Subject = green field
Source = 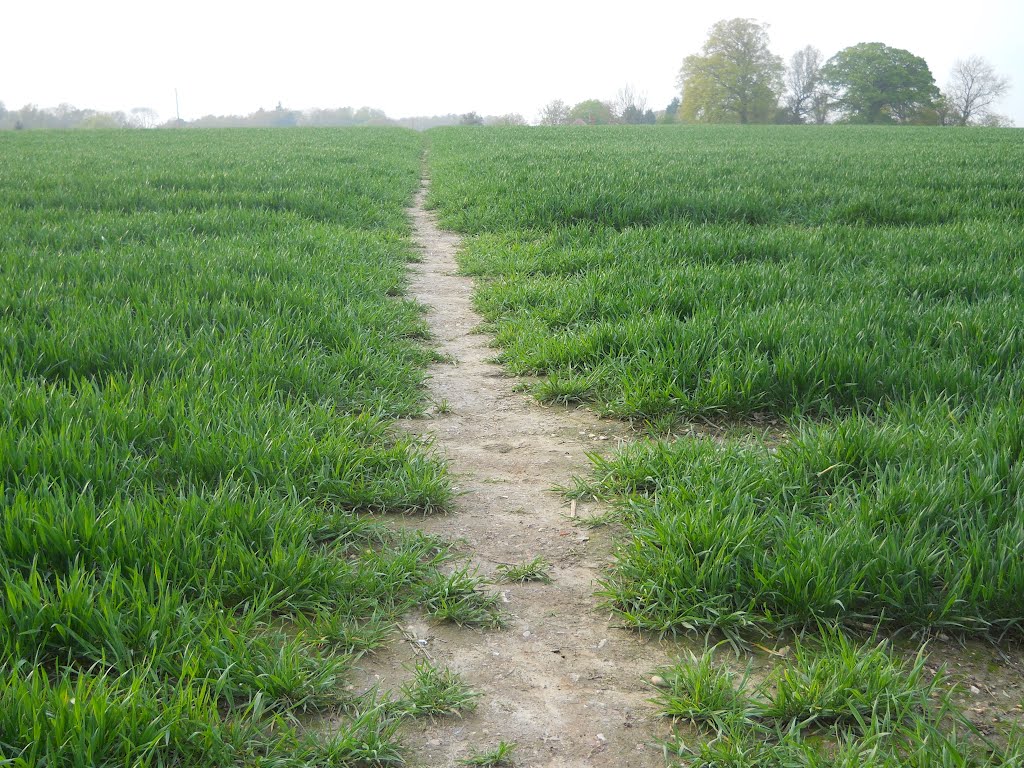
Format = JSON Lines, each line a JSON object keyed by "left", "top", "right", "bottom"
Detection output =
{"left": 428, "top": 125, "right": 1024, "bottom": 635}
{"left": 427, "top": 124, "right": 1024, "bottom": 764}
{"left": 0, "top": 129, "right": 496, "bottom": 766}
{"left": 4, "top": 124, "right": 1024, "bottom": 766}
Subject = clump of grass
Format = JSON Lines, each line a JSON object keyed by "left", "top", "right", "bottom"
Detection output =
{"left": 316, "top": 703, "right": 405, "bottom": 766}
{"left": 296, "top": 611, "right": 395, "bottom": 658}
{"left": 496, "top": 556, "right": 553, "bottom": 584}
{"left": 762, "top": 631, "right": 938, "bottom": 730}
{"left": 419, "top": 567, "right": 505, "bottom": 628}
{"left": 576, "top": 509, "right": 622, "bottom": 528}
{"left": 650, "top": 649, "right": 754, "bottom": 730}
{"left": 534, "top": 372, "right": 594, "bottom": 405}
{"left": 655, "top": 632, "right": 1018, "bottom": 765}
{"left": 460, "top": 740, "right": 517, "bottom": 766}
{"left": 398, "top": 660, "right": 479, "bottom": 718}
{"left": 590, "top": 404, "right": 1024, "bottom": 636}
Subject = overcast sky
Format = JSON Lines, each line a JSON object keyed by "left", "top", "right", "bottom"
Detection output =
{"left": 6, "top": 0, "right": 1023, "bottom": 125}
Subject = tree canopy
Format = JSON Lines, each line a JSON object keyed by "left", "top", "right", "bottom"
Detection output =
{"left": 568, "top": 99, "right": 614, "bottom": 125}
{"left": 678, "top": 18, "right": 783, "bottom": 124}
{"left": 822, "top": 43, "right": 939, "bottom": 123}
{"left": 538, "top": 99, "right": 571, "bottom": 126}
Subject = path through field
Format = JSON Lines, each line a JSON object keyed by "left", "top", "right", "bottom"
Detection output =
{"left": 358, "top": 176, "right": 684, "bottom": 766}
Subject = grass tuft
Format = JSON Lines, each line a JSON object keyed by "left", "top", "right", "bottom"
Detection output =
{"left": 652, "top": 632, "right": 1015, "bottom": 766}
{"left": 651, "top": 648, "right": 754, "bottom": 730}
{"left": 496, "top": 557, "right": 553, "bottom": 584}
{"left": 420, "top": 567, "right": 506, "bottom": 628}
{"left": 398, "top": 660, "right": 479, "bottom": 718}
{"left": 459, "top": 740, "right": 517, "bottom": 766}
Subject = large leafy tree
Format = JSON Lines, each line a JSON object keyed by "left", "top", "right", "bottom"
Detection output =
{"left": 678, "top": 18, "right": 784, "bottom": 124}
{"left": 538, "top": 99, "right": 571, "bottom": 126}
{"left": 568, "top": 99, "right": 614, "bottom": 125}
{"left": 822, "top": 43, "right": 939, "bottom": 124}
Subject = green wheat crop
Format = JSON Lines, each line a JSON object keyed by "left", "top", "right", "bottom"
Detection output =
{"left": 0, "top": 128, "right": 463, "bottom": 766}
{"left": 427, "top": 125, "right": 1024, "bottom": 636}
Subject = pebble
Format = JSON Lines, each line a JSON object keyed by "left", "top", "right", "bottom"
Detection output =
{"left": 651, "top": 675, "right": 669, "bottom": 688}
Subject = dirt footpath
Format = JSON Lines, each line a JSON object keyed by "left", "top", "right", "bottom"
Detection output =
{"left": 340, "top": 172, "right": 1024, "bottom": 767}
{"left": 353, "top": 178, "right": 688, "bottom": 767}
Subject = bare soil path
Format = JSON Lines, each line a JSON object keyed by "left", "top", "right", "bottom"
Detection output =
{"left": 357, "top": 177, "right": 686, "bottom": 767}
{"left": 340, "top": 171, "right": 1024, "bottom": 766}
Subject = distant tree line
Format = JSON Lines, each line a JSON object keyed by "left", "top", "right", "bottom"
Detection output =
{"left": 0, "top": 100, "right": 527, "bottom": 131}
{"left": 672, "top": 18, "right": 1012, "bottom": 126}
{"left": 536, "top": 19, "right": 1011, "bottom": 128}
{"left": 3, "top": 23, "right": 1010, "bottom": 132}
{"left": 0, "top": 103, "right": 162, "bottom": 130}
{"left": 536, "top": 87, "right": 664, "bottom": 127}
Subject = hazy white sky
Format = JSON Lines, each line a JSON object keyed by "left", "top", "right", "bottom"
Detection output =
{"left": 6, "top": 0, "right": 1023, "bottom": 124}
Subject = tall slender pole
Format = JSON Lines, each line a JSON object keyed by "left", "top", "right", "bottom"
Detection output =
{"left": 175, "top": 89, "right": 181, "bottom": 123}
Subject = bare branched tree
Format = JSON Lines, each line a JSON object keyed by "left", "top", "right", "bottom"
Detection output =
{"left": 945, "top": 56, "right": 1011, "bottom": 126}
{"left": 613, "top": 84, "right": 648, "bottom": 119}
{"left": 784, "top": 46, "right": 831, "bottom": 123}
{"left": 129, "top": 107, "right": 159, "bottom": 129}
